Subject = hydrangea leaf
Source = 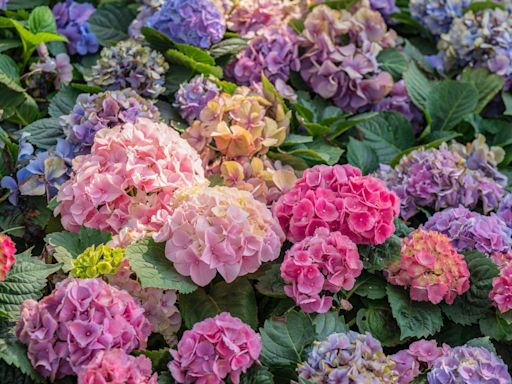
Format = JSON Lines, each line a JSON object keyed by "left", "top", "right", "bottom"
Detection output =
{"left": 255, "top": 264, "right": 287, "bottom": 298}
{"left": 347, "top": 137, "right": 378, "bottom": 175}
{"left": 28, "top": 6, "right": 56, "bottom": 34}
{"left": 174, "top": 43, "right": 215, "bottom": 65}
{"left": 352, "top": 272, "right": 388, "bottom": 300}
{"left": 356, "top": 302, "right": 402, "bottom": 347}
{"left": 88, "top": 4, "right": 136, "bottom": 46}
{"left": 461, "top": 67, "right": 504, "bottom": 113}
{"left": 20, "top": 118, "right": 63, "bottom": 149}
{"left": 359, "top": 235, "right": 401, "bottom": 273}
{"left": 240, "top": 365, "right": 274, "bottom": 384}
{"left": 377, "top": 48, "right": 408, "bottom": 81}
{"left": 166, "top": 49, "right": 223, "bottom": 78}
{"left": 0, "top": 342, "right": 43, "bottom": 382}
{"left": 403, "top": 61, "right": 431, "bottom": 112}
{"left": 209, "top": 38, "right": 248, "bottom": 58}
{"left": 141, "top": 26, "right": 175, "bottom": 53}
{"left": 48, "top": 86, "right": 80, "bottom": 118}
{"left": 480, "top": 313, "right": 512, "bottom": 342}
{"left": 157, "top": 372, "right": 174, "bottom": 384}
{"left": 465, "top": 337, "right": 498, "bottom": 354}
{"left": 0, "top": 54, "right": 24, "bottom": 92}
{"left": 312, "top": 312, "right": 347, "bottom": 340}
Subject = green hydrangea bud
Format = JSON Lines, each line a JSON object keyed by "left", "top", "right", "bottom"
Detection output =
{"left": 71, "top": 244, "right": 124, "bottom": 279}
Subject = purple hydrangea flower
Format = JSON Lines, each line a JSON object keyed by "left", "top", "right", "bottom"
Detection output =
{"left": 173, "top": 75, "right": 219, "bottom": 124}
{"left": 424, "top": 206, "right": 512, "bottom": 256}
{"left": 61, "top": 89, "right": 160, "bottom": 154}
{"left": 370, "top": 0, "right": 398, "bottom": 21}
{"left": 52, "top": 0, "right": 98, "bottom": 55}
{"left": 146, "top": 0, "right": 225, "bottom": 48}
{"left": 0, "top": 0, "right": 8, "bottom": 10}
{"left": 427, "top": 346, "right": 511, "bottom": 384}
{"left": 497, "top": 192, "right": 512, "bottom": 229}
{"left": 298, "top": 331, "right": 399, "bottom": 383}
{"left": 409, "top": 0, "right": 471, "bottom": 35}
{"left": 129, "top": 0, "right": 165, "bottom": 39}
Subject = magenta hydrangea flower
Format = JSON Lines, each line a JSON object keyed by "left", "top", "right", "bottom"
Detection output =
{"left": 55, "top": 118, "right": 206, "bottom": 235}
{"left": 490, "top": 262, "right": 512, "bottom": 313}
{"left": 280, "top": 228, "right": 363, "bottom": 313}
{"left": 173, "top": 75, "right": 220, "bottom": 124}
{"left": 154, "top": 185, "right": 284, "bottom": 286}
{"left": 273, "top": 164, "right": 400, "bottom": 245}
{"left": 16, "top": 278, "right": 152, "bottom": 381}
{"left": 78, "top": 349, "right": 158, "bottom": 384}
{"left": 0, "top": 234, "right": 16, "bottom": 282}
{"left": 169, "top": 312, "right": 261, "bottom": 384}
{"left": 385, "top": 229, "right": 470, "bottom": 304}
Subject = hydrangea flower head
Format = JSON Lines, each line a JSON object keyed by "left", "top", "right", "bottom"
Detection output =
{"left": 78, "top": 349, "right": 157, "bottom": 384}
{"left": 71, "top": 244, "right": 124, "bottom": 278}
{"left": 61, "top": 89, "right": 160, "bottom": 154}
{"left": 147, "top": 0, "right": 225, "bottom": 48}
{"left": 16, "top": 278, "right": 152, "bottom": 381}
{"left": 55, "top": 118, "right": 206, "bottom": 235}
{"left": 427, "top": 346, "right": 511, "bottom": 384}
{"left": 385, "top": 228, "right": 470, "bottom": 304}
{"left": 85, "top": 40, "right": 168, "bottom": 98}
{"left": 298, "top": 331, "right": 398, "bottom": 383}
{"left": 409, "top": 0, "right": 471, "bottom": 35}
{"left": 0, "top": 234, "right": 16, "bottom": 281}
{"left": 154, "top": 185, "right": 284, "bottom": 286}
{"left": 280, "top": 228, "right": 363, "bottom": 313}
{"left": 129, "top": 0, "right": 165, "bottom": 39}
{"left": 497, "top": 192, "right": 512, "bottom": 229}
{"left": 169, "top": 312, "right": 261, "bottom": 384}
{"left": 273, "top": 164, "right": 400, "bottom": 244}
{"left": 490, "top": 262, "right": 512, "bottom": 313}
{"left": 27, "top": 49, "right": 73, "bottom": 98}
{"left": 173, "top": 75, "right": 220, "bottom": 124}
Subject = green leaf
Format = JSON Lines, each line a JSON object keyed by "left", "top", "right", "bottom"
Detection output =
{"left": 347, "top": 138, "right": 378, "bottom": 174}
{"left": 14, "top": 94, "right": 40, "bottom": 125}
{"left": 441, "top": 297, "right": 491, "bottom": 326}
{"left": 465, "top": 1, "right": 505, "bottom": 12}
{"left": 465, "top": 337, "right": 498, "bottom": 354}
{"left": 352, "top": 272, "right": 388, "bottom": 300}
{"left": 164, "top": 65, "right": 194, "bottom": 94}
{"left": 463, "top": 251, "right": 499, "bottom": 306}
{"left": 166, "top": 49, "right": 223, "bottom": 78}
{"left": 287, "top": 140, "right": 343, "bottom": 165}
{"left": 180, "top": 278, "right": 258, "bottom": 329}
{"left": 356, "top": 303, "right": 402, "bottom": 347}
{"left": 0, "top": 341, "right": 43, "bottom": 382}
{"left": 88, "top": 4, "right": 136, "bottom": 46}
{"left": 281, "top": 134, "right": 313, "bottom": 146}
{"left": 460, "top": 67, "right": 504, "bottom": 113}
{"left": 310, "top": 0, "right": 359, "bottom": 9}
{"left": 28, "top": 6, "right": 56, "bottom": 33}
{"left": 140, "top": 26, "right": 174, "bottom": 53}
{"left": 209, "top": 38, "right": 248, "bottom": 58}
{"left": 48, "top": 86, "right": 81, "bottom": 118}
{"left": 20, "top": 118, "right": 63, "bottom": 149}
{"left": 255, "top": 264, "right": 286, "bottom": 298}
{"left": 357, "top": 111, "right": 415, "bottom": 164}
{"left": 6, "top": 0, "right": 48, "bottom": 9}
{"left": 427, "top": 80, "right": 478, "bottom": 131}
{"left": 386, "top": 285, "right": 443, "bottom": 339}
{"left": 241, "top": 365, "right": 274, "bottom": 384}
{"left": 71, "top": 83, "right": 102, "bottom": 93}
{"left": 157, "top": 372, "right": 174, "bottom": 384}
{"left": 125, "top": 238, "right": 197, "bottom": 293}
{"left": 259, "top": 311, "right": 315, "bottom": 368}
{"left": 312, "top": 312, "right": 347, "bottom": 340}
{"left": 377, "top": 48, "right": 408, "bottom": 81}
{"left": 174, "top": 43, "right": 215, "bottom": 65}
{"left": 403, "top": 61, "right": 431, "bottom": 112}
{"left": 359, "top": 235, "right": 401, "bottom": 273}
{"left": 0, "top": 54, "right": 24, "bottom": 93}
{"left": 0, "top": 40, "right": 22, "bottom": 53}
{"left": 480, "top": 313, "right": 512, "bottom": 342}
{"left": 0, "top": 249, "right": 62, "bottom": 317}
{"left": 0, "top": 359, "right": 39, "bottom": 384}
{"left": 132, "top": 348, "right": 170, "bottom": 372}
{"left": 267, "top": 151, "right": 310, "bottom": 171}
{"left": 261, "top": 72, "right": 287, "bottom": 112}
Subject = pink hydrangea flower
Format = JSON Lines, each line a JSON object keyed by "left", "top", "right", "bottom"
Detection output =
{"left": 273, "top": 164, "right": 400, "bottom": 244}
{"left": 78, "top": 349, "right": 158, "bottom": 384}
{"left": 280, "top": 228, "right": 363, "bottom": 313}
{"left": 385, "top": 229, "right": 470, "bottom": 304}
{"left": 490, "top": 262, "right": 512, "bottom": 313}
{"left": 169, "top": 312, "right": 261, "bottom": 384}
{"left": 55, "top": 118, "right": 205, "bottom": 235}
{"left": 0, "top": 233, "right": 16, "bottom": 281}
{"left": 16, "top": 278, "right": 152, "bottom": 381}
{"left": 155, "top": 185, "right": 284, "bottom": 286}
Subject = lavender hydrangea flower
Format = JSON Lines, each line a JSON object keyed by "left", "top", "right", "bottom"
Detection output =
{"left": 147, "top": 0, "right": 225, "bottom": 48}
{"left": 61, "top": 89, "right": 160, "bottom": 154}
{"left": 427, "top": 346, "right": 511, "bottom": 384}
{"left": 52, "top": 0, "right": 98, "bottom": 55}
{"left": 298, "top": 332, "right": 399, "bottom": 383}
{"left": 424, "top": 206, "right": 512, "bottom": 256}
{"left": 409, "top": 0, "right": 471, "bottom": 35}
{"left": 370, "top": 0, "right": 398, "bottom": 21}
{"left": 173, "top": 75, "right": 220, "bottom": 124}
{"left": 129, "top": 0, "right": 165, "bottom": 39}
{"left": 497, "top": 192, "right": 512, "bottom": 229}
{"left": 85, "top": 40, "right": 168, "bottom": 98}
{"left": 0, "top": 0, "right": 8, "bottom": 10}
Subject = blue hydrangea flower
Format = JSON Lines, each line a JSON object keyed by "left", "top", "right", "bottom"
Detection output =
{"left": 173, "top": 75, "right": 220, "bottom": 123}
{"left": 409, "top": 0, "right": 471, "bottom": 35}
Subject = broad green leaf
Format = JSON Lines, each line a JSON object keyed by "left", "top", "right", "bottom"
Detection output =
{"left": 287, "top": 140, "right": 343, "bottom": 165}
{"left": 255, "top": 264, "right": 286, "bottom": 298}
{"left": 427, "top": 80, "right": 478, "bottom": 131}
{"left": 440, "top": 296, "right": 490, "bottom": 326}
{"left": 465, "top": 337, "right": 498, "bottom": 354}
{"left": 359, "top": 235, "right": 401, "bottom": 273}
{"left": 261, "top": 72, "right": 287, "bottom": 112}
{"left": 212, "top": 78, "right": 238, "bottom": 94}
{"left": 179, "top": 288, "right": 220, "bottom": 328}
{"left": 164, "top": 65, "right": 194, "bottom": 94}
{"left": 88, "top": 4, "right": 136, "bottom": 46}
{"left": 174, "top": 42, "right": 215, "bottom": 65}
{"left": 0, "top": 341, "right": 43, "bottom": 382}
{"left": 356, "top": 303, "right": 402, "bottom": 347}
{"left": 157, "top": 372, "right": 174, "bottom": 384}
{"left": 0, "top": 54, "right": 24, "bottom": 92}
{"left": 166, "top": 49, "right": 223, "bottom": 78}
{"left": 461, "top": 67, "right": 504, "bottom": 113}
{"left": 241, "top": 365, "right": 274, "bottom": 384}
{"left": 14, "top": 94, "right": 40, "bottom": 125}
{"left": 310, "top": 0, "right": 359, "bottom": 9}
{"left": 480, "top": 313, "right": 512, "bottom": 342}
{"left": 48, "top": 86, "right": 81, "bottom": 118}
{"left": 6, "top": 0, "right": 48, "bottom": 9}
{"left": 28, "top": 6, "right": 56, "bottom": 33}
{"left": 0, "top": 359, "right": 39, "bottom": 384}
{"left": 125, "top": 238, "right": 197, "bottom": 293}
{"left": 209, "top": 38, "right": 248, "bottom": 58}
{"left": 132, "top": 348, "right": 170, "bottom": 372}
{"left": 377, "top": 48, "right": 408, "bottom": 80}
{"left": 312, "top": 312, "right": 347, "bottom": 340}
{"left": 352, "top": 272, "right": 388, "bottom": 300}
{"left": 71, "top": 83, "right": 102, "bottom": 93}
{"left": 347, "top": 138, "right": 378, "bottom": 175}
{"left": 327, "top": 112, "right": 378, "bottom": 140}
{"left": 465, "top": 1, "right": 505, "bottom": 12}
{"left": 20, "top": 118, "right": 63, "bottom": 149}
{"left": 260, "top": 311, "right": 315, "bottom": 368}
{"left": 464, "top": 251, "right": 499, "bottom": 306}
{"left": 386, "top": 285, "right": 443, "bottom": 339}
{"left": 281, "top": 134, "right": 313, "bottom": 146}
{"left": 404, "top": 61, "right": 431, "bottom": 112}
{"left": 267, "top": 151, "right": 310, "bottom": 171}
{"left": 0, "top": 40, "right": 22, "bottom": 53}
{"left": 141, "top": 26, "right": 174, "bottom": 53}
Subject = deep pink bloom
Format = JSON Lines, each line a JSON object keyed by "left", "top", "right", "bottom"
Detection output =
{"left": 0, "top": 233, "right": 16, "bottom": 281}
{"left": 490, "top": 262, "right": 512, "bottom": 313}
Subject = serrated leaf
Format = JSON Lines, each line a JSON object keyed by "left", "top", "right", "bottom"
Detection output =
{"left": 209, "top": 38, "right": 248, "bottom": 58}
{"left": 157, "top": 372, "right": 174, "bottom": 384}
{"left": 461, "top": 67, "right": 504, "bottom": 113}
{"left": 312, "top": 312, "right": 347, "bottom": 340}
{"left": 0, "top": 359, "right": 38, "bottom": 384}
{"left": 359, "top": 235, "right": 401, "bottom": 272}
{"left": 404, "top": 61, "right": 431, "bottom": 112}
{"left": 377, "top": 48, "right": 408, "bottom": 81}
{"left": 125, "top": 238, "right": 197, "bottom": 293}
{"left": 480, "top": 313, "right": 512, "bottom": 342}
{"left": 347, "top": 138, "right": 378, "bottom": 175}
{"left": 132, "top": 348, "right": 170, "bottom": 372}
{"left": 440, "top": 297, "right": 490, "bottom": 326}
{"left": 0, "top": 341, "right": 43, "bottom": 382}
{"left": 281, "top": 134, "right": 313, "bottom": 146}
{"left": 20, "top": 118, "right": 63, "bottom": 149}
{"left": 166, "top": 49, "right": 223, "bottom": 78}
{"left": 0, "top": 54, "right": 24, "bottom": 93}
{"left": 356, "top": 303, "right": 402, "bottom": 347}
{"left": 255, "top": 264, "right": 286, "bottom": 298}
{"left": 386, "top": 285, "right": 443, "bottom": 339}
{"left": 465, "top": 337, "right": 498, "bottom": 354}
{"left": 140, "top": 26, "right": 174, "bottom": 53}
{"left": 240, "top": 365, "right": 274, "bottom": 384}
{"left": 71, "top": 83, "right": 102, "bottom": 93}
{"left": 0, "top": 40, "right": 22, "bottom": 53}
{"left": 352, "top": 272, "right": 387, "bottom": 300}
{"left": 28, "top": 6, "right": 56, "bottom": 34}
{"left": 88, "top": 4, "right": 135, "bottom": 46}
{"left": 48, "top": 86, "right": 80, "bottom": 118}
{"left": 464, "top": 251, "right": 499, "bottom": 306}
{"left": 174, "top": 43, "right": 215, "bottom": 65}
{"left": 163, "top": 65, "right": 194, "bottom": 94}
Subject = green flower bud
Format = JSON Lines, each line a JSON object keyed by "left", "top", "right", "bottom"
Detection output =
{"left": 71, "top": 244, "right": 125, "bottom": 279}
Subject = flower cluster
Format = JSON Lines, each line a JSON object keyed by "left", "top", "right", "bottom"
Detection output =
{"left": 70, "top": 244, "right": 125, "bottom": 278}
{"left": 85, "top": 40, "right": 168, "bottom": 98}
{"left": 497, "top": 192, "right": 512, "bottom": 229}
{"left": 26, "top": 47, "right": 73, "bottom": 98}
{"left": 52, "top": 0, "right": 98, "bottom": 55}
{"left": 61, "top": 89, "right": 160, "bottom": 155}
{"left": 173, "top": 75, "right": 220, "bottom": 124}
{"left": 377, "top": 137, "right": 507, "bottom": 220}
{"left": 107, "top": 260, "right": 181, "bottom": 345}
{"left": 299, "top": 5, "right": 396, "bottom": 112}
{"left": 385, "top": 229, "right": 470, "bottom": 304}
{"left": 169, "top": 312, "right": 261, "bottom": 384}
{"left": 409, "top": 0, "right": 471, "bottom": 35}
{"left": 489, "top": 262, "right": 512, "bottom": 313}
{"left": 0, "top": 234, "right": 16, "bottom": 281}
{"left": 147, "top": 0, "right": 225, "bottom": 48}
{"left": 227, "top": 26, "right": 300, "bottom": 98}
{"left": 273, "top": 164, "right": 400, "bottom": 244}
{"left": 427, "top": 346, "right": 512, "bottom": 384}
{"left": 424, "top": 206, "right": 511, "bottom": 256}
{"left": 298, "top": 331, "right": 398, "bottom": 383}
{"left": 280, "top": 228, "right": 362, "bottom": 313}
{"left": 55, "top": 118, "right": 205, "bottom": 234}
{"left": 369, "top": 0, "right": 398, "bottom": 21}
{"left": 77, "top": 349, "right": 157, "bottom": 384}
{"left": 129, "top": 0, "right": 165, "bottom": 39}
{"left": 16, "top": 278, "right": 151, "bottom": 381}
{"left": 154, "top": 185, "right": 284, "bottom": 286}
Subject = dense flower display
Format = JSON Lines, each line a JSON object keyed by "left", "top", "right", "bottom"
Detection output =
{"left": 70, "top": 244, "right": 125, "bottom": 278}
{"left": 85, "top": 40, "right": 168, "bottom": 98}
{"left": 298, "top": 331, "right": 398, "bottom": 383}
{"left": 409, "top": 0, "right": 471, "bottom": 35}
{"left": 490, "top": 262, "right": 512, "bottom": 314}
{"left": 16, "top": 278, "right": 151, "bottom": 380}
{"left": 154, "top": 185, "right": 284, "bottom": 286}
{"left": 55, "top": 118, "right": 205, "bottom": 234}
{"left": 427, "top": 346, "right": 512, "bottom": 383}
{"left": 0, "top": 234, "right": 16, "bottom": 281}
{"left": 385, "top": 229, "right": 470, "bottom": 304}
{"left": 128, "top": 0, "right": 164, "bottom": 39}
{"left": 173, "top": 75, "right": 220, "bottom": 124}
{"left": 281, "top": 228, "right": 362, "bottom": 313}
{"left": 61, "top": 89, "right": 160, "bottom": 155}
{"left": 169, "top": 312, "right": 261, "bottom": 384}
{"left": 273, "top": 164, "right": 400, "bottom": 244}
{"left": 497, "top": 192, "right": 512, "bottom": 229}
{"left": 77, "top": 349, "right": 157, "bottom": 384}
